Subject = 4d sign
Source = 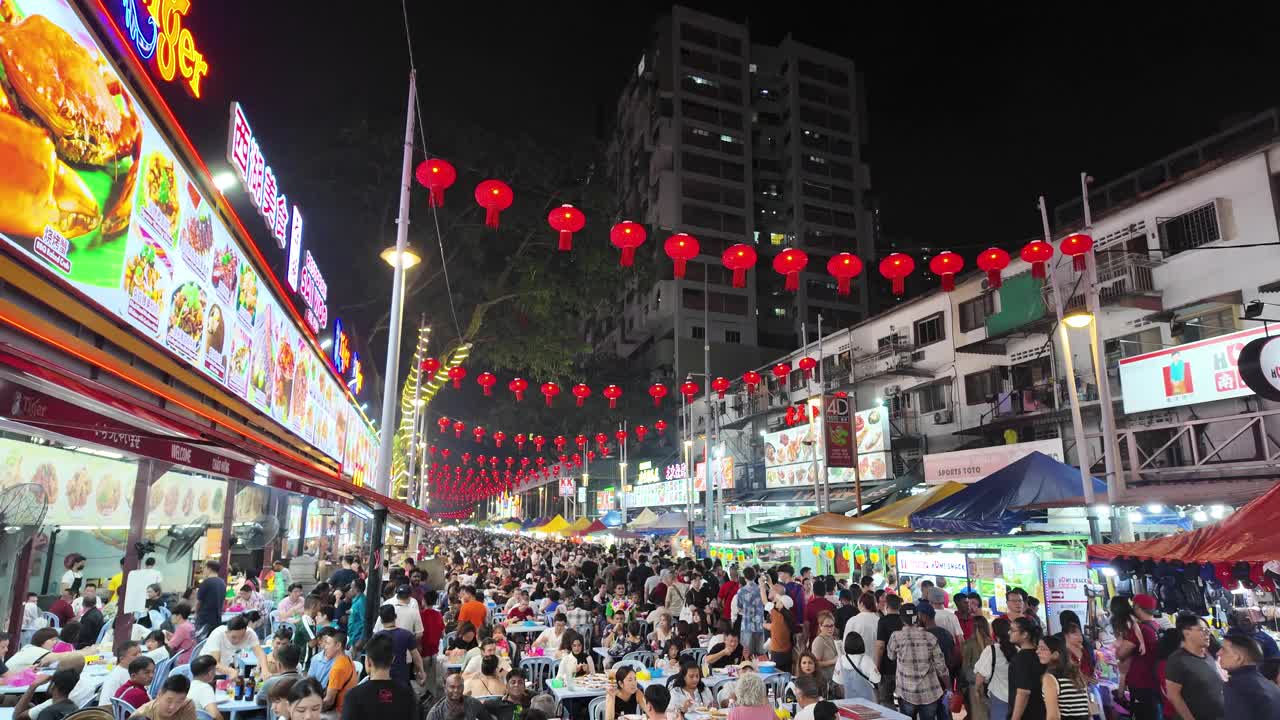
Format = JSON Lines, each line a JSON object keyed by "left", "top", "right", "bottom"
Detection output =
{"left": 122, "top": 0, "right": 209, "bottom": 98}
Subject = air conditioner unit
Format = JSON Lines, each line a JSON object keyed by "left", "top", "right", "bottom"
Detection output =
{"left": 933, "top": 409, "right": 954, "bottom": 424}
{"left": 884, "top": 384, "right": 902, "bottom": 396}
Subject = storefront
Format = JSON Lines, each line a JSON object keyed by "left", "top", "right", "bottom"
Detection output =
{"left": 0, "top": 0, "right": 431, "bottom": 640}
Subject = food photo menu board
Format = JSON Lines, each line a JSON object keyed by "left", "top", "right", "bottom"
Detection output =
{"left": 0, "top": 0, "right": 375, "bottom": 479}
{"left": 762, "top": 406, "right": 892, "bottom": 488}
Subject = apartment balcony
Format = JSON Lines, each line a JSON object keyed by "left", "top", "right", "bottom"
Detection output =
{"left": 955, "top": 377, "right": 1102, "bottom": 435}
{"left": 849, "top": 340, "right": 933, "bottom": 383}
{"left": 1042, "top": 252, "right": 1165, "bottom": 314}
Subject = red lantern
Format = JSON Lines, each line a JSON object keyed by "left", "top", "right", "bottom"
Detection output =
{"left": 474, "top": 179, "right": 514, "bottom": 229}
{"left": 595, "top": 432, "right": 608, "bottom": 450}
{"left": 427, "top": 445, "right": 436, "bottom": 457}
{"left": 476, "top": 371, "right": 496, "bottom": 396}
{"left": 515, "top": 433, "right": 527, "bottom": 451}
{"left": 437, "top": 416, "right": 450, "bottom": 434}
{"left": 575, "top": 435, "right": 588, "bottom": 450}
{"left": 600, "top": 384, "right": 622, "bottom": 409}
{"left": 571, "top": 383, "right": 592, "bottom": 407}
{"left": 453, "top": 420, "right": 466, "bottom": 438}
{"left": 664, "top": 233, "right": 700, "bottom": 279}
{"left": 722, "top": 244, "right": 758, "bottom": 288}
{"left": 554, "top": 435, "right": 567, "bottom": 452}
{"left": 826, "top": 253, "right": 863, "bottom": 296}
{"left": 771, "top": 362, "right": 791, "bottom": 382}
{"left": 441, "top": 448, "right": 450, "bottom": 459}
{"left": 648, "top": 383, "right": 668, "bottom": 408}
{"left": 420, "top": 357, "right": 441, "bottom": 377}
{"left": 654, "top": 419, "right": 667, "bottom": 435}
{"left": 473, "top": 426, "right": 486, "bottom": 443}
{"left": 534, "top": 435, "right": 546, "bottom": 452}
{"left": 680, "top": 379, "right": 699, "bottom": 402}
{"left": 614, "top": 430, "right": 628, "bottom": 445}
{"left": 743, "top": 370, "right": 762, "bottom": 393}
{"left": 977, "top": 247, "right": 1011, "bottom": 289}
{"left": 520, "top": 457, "right": 530, "bottom": 468}
{"left": 475, "top": 454, "right": 486, "bottom": 466}
{"left": 634, "top": 425, "right": 648, "bottom": 442}
{"left": 798, "top": 357, "right": 817, "bottom": 380}
{"left": 414, "top": 158, "right": 456, "bottom": 207}
{"left": 1021, "top": 240, "right": 1054, "bottom": 279}
{"left": 712, "top": 376, "right": 731, "bottom": 398}
{"left": 879, "top": 252, "right": 915, "bottom": 296}
{"left": 448, "top": 366, "right": 467, "bottom": 389}
{"left": 1060, "top": 233, "right": 1093, "bottom": 272}
{"left": 508, "top": 377, "right": 529, "bottom": 402}
{"left": 462, "top": 452, "right": 471, "bottom": 465}
{"left": 772, "top": 248, "right": 809, "bottom": 292}
{"left": 587, "top": 450, "right": 596, "bottom": 462}
{"left": 928, "top": 251, "right": 964, "bottom": 292}
{"left": 610, "top": 221, "right": 647, "bottom": 267}
{"left": 535, "top": 457, "right": 545, "bottom": 467}
{"left": 541, "top": 382, "right": 561, "bottom": 407}
{"left": 548, "top": 204, "right": 586, "bottom": 252}
{"left": 785, "top": 406, "right": 797, "bottom": 426}
{"left": 492, "top": 430, "right": 506, "bottom": 448}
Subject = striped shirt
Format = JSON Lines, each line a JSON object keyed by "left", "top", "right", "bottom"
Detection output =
{"left": 1048, "top": 674, "right": 1091, "bottom": 720}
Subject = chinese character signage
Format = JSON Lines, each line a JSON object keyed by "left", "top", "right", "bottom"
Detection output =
{"left": 822, "top": 394, "right": 854, "bottom": 467}
{"left": 1118, "top": 326, "right": 1264, "bottom": 414}
{"left": 0, "top": 0, "right": 373, "bottom": 481}
{"left": 625, "top": 478, "right": 695, "bottom": 508}
{"left": 762, "top": 405, "right": 891, "bottom": 489}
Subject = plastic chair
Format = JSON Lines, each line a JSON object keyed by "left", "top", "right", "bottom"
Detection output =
{"left": 588, "top": 696, "right": 607, "bottom": 720}
{"left": 704, "top": 675, "right": 734, "bottom": 693}
{"left": 611, "top": 659, "right": 645, "bottom": 676}
{"left": 762, "top": 672, "right": 791, "bottom": 705}
{"left": 109, "top": 697, "right": 137, "bottom": 720}
{"left": 195, "top": 711, "right": 215, "bottom": 720}
{"left": 189, "top": 639, "right": 207, "bottom": 661}
{"left": 276, "top": 621, "right": 295, "bottom": 637}
{"left": 621, "top": 650, "right": 655, "bottom": 668}
{"left": 168, "top": 664, "right": 193, "bottom": 682}
{"left": 519, "top": 656, "right": 558, "bottom": 692}
{"left": 43, "top": 612, "right": 61, "bottom": 629}
{"left": 96, "top": 621, "right": 112, "bottom": 645}
{"left": 149, "top": 654, "right": 178, "bottom": 697}
{"left": 65, "top": 709, "right": 111, "bottom": 720}
{"left": 679, "top": 648, "right": 707, "bottom": 666}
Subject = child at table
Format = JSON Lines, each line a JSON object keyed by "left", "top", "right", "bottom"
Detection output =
{"left": 491, "top": 623, "right": 512, "bottom": 657}
{"left": 657, "top": 640, "right": 684, "bottom": 675}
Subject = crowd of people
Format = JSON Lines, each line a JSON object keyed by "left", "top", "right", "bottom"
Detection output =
{"left": 11, "top": 530, "right": 1280, "bottom": 720}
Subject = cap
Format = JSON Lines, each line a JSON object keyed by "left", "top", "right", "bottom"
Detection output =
{"left": 1132, "top": 594, "right": 1158, "bottom": 612}
{"left": 899, "top": 602, "right": 918, "bottom": 624}
{"left": 927, "top": 587, "right": 946, "bottom": 605}
{"left": 396, "top": 584, "right": 411, "bottom": 597}
{"left": 915, "top": 600, "right": 936, "bottom": 618}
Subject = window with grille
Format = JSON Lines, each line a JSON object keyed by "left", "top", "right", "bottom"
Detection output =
{"left": 959, "top": 293, "right": 996, "bottom": 332}
{"left": 964, "top": 368, "right": 1001, "bottom": 405}
{"left": 692, "top": 326, "right": 705, "bottom": 339}
{"left": 1159, "top": 201, "right": 1221, "bottom": 256}
{"left": 725, "top": 330, "right": 742, "bottom": 343}
{"left": 914, "top": 312, "right": 946, "bottom": 347}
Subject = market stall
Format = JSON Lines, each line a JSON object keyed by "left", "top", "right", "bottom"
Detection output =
{"left": 862, "top": 482, "right": 967, "bottom": 528}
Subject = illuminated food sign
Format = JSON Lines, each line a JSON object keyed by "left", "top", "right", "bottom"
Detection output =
{"left": 0, "top": 0, "right": 373, "bottom": 480}
{"left": 120, "top": 0, "right": 209, "bottom": 98}
{"left": 1119, "top": 326, "right": 1264, "bottom": 414}
{"left": 226, "top": 102, "right": 328, "bottom": 333}
{"left": 332, "top": 318, "right": 351, "bottom": 375}
{"left": 762, "top": 406, "right": 892, "bottom": 489}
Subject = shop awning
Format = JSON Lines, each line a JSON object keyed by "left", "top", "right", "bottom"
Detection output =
{"left": 538, "top": 515, "right": 571, "bottom": 533}
{"left": 793, "top": 512, "right": 904, "bottom": 536}
{"left": 502, "top": 522, "right": 523, "bottom": 531}
{"left": 522, "top": 517, "right": 545, "bottom": 529}
{"left": 911, "top": 451, "right": 1107, "bottom": 533}
{"left": 862, "top": 482, "right": 967, "bottom": 528}
{"left": 579, "top": 519, "right": 607, "bottom": 535}
{"left": 601, "top": 510, "right": 624, "bottom": 527}
{"left": 1088, "top": 480, "right": 1280, "bottom": 563}
{"left": 568, "top": 517, "right": 593, "bottom": 533}
{"left": 747, "top": 513, "right": 817, "bottom": 534}
{"left": 629, "top": 508, "right": 660, "bottom": 527}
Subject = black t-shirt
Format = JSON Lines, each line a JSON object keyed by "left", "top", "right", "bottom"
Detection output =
{"left": 926, "top": 627, "right": 955, "bottom": 670}
{"left": 330, "top": 568, "right": 358, "bottom": 591}
{"left": 342, "top": 679, "right": 421, "bottom": 720}
{"left": 196, "top": 576, "right": 226, "bottom": 627}
{"left": 581, "top": 560, "right": 598, "bottom": 582}
{"left": 707, "top": 642, "right": 744, "bottom": 669}
{"left": 1009, "top": 648, "right": 1046, "bottom": 720}
{"left": 876, "top": 614, "right": 904, "bottom": 676}
{"left": 834, "top": 604, "right": 856, "bottom": 634}
{"left": 629, "top": 565, "right": 654, "bottom": 595}
{"left": 376, "top": 627, "right": 418, "bottom": 687}
{"left": 36, "top": 699, "right": 79, "bottom": 720}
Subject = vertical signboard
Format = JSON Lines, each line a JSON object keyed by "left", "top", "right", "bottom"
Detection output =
{"left": 558, "top": 476, "right": 574, "bottom": 497}
{"left": 1042, "top": 561, "right": 1090, "bottom": 635}
{"left": 823, "top": 394, "right": 854, "bottom": 467}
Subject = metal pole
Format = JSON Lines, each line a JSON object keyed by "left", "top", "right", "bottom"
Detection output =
{"left": 406, "top": 324, "right": 424, "bottom": 506}
{"left": 1039, "top": 196, "right": 1102, "bottom": 545}
{"left": 851, "top": 327, "right": 862, "bottom": 515}
{"left": 373, "top": 70, "right": 418, "bottom": 497}
{"left": 703, "top": 276, "right": 713, "bottom": 545}
{"left": 816, "top": 314, "right": 827, "bottom": 513}
{"left": 1079, "top": 174, "right": 1131, "bottom": 541}
{"left": 361, "top": 507, "right": 387, "bottom": 646}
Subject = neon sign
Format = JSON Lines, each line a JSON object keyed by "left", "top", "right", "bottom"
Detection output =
{"left": 332, "top": 319, "right": 351, "bottom": 376}
{"left": 348, "top": 353, "right": 364, "bottom": 395}
{"left": 227, "top": 102, "right": 329, "bottom": 332}
{"left": 121, "top": 0, "right": 209, "bottom": 98}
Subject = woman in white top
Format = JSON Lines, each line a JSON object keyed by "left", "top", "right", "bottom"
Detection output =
{"left": 835, "top": 633, "right": 880, "bottom": 701}
{"left": 975, "top": 616, "right": 1016, "bottom": 720}
{"left": 668, "top": 662, "right": 718, "bottom": 711}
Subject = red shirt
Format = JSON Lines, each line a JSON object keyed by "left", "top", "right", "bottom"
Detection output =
{"left": 718, "top": 581, "right": 740, "bottom": 613}
{"left": 507, "top": 606, "right": 536, "bottom": 622}
{"left": 958, "top": 614, "right": 975, "bottom": 640}
{"left": 49, "top": 598, "right": 74, "bottom": 626}
{"left": 420, "top": 607, "right": 445, "bottom": 657}
{"left": 804, "top": 597, "right": 836, "bottom": 638}
{"left": 115, "top": 680, "right": 150, "bottom": 709}
{"left": 1125, "top": 620, "right": 1161, "bottom": 689}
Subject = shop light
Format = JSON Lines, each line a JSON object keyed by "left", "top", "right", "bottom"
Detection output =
{"left": 253, "top": 463, "right": 270, "bottom": 486}
{"left": 320, "top": 337, "right": 333, "bottom": 350}
{"left": 1063, "top": 312, "right": 1094, "bottom": 328}
{"left": 380, "top": 245, "right": 422, "bottom": 269}
{"left": 70, "top": 446, "right": 124, "bottom": 460}
{"left": 1093, "top": 505, "right": 1110, "bottom": 516}
{"left": 1128, "top": 511, "right": 1144, "bottom": 523}
{"left": 1146, "top": 504, "right": 1164, "bottom": 514}
{"left": 1100, "top": 567, "right": 1117, "bottom": 577}
{"left": 213, "top": 171, "right": 237, "bottom": 192}
{"left": 1193, "top": 510, "right": 1208, "bottom": 522}
{"left": 347, "top": 504, "right": 373, "bottom": 521}
{"left": 1210, "top": 505, "right": 1226, "bottom": 519}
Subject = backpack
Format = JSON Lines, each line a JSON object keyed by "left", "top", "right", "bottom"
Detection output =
{"left": 1155, "top": 573, "right": 1208, "bottom": 616}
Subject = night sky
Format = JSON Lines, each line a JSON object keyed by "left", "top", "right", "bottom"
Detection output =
{"left": 153, "top": 1, "right": 1280, "bottom": 364}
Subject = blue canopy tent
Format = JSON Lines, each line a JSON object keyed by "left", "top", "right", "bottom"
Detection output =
{"left": 601, "top": 510, "right": 624, "bottom": 527}
{"left": 909, "top": 451, "right": 1108, "bottom": 534}
{"left": 521, "top": 516, "right": 545, "bottom": 530}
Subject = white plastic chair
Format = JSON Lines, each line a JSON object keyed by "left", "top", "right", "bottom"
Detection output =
{"left": 109, "top": 697, "right": 136, "bottom": 720}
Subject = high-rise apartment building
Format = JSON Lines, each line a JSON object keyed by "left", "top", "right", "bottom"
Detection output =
{"left": 597, "top": 5, "right": 873, "bottom": 383}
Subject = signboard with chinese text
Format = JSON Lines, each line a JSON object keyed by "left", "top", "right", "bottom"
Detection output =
{"left": 895, "top": 550, "right": 970, "bottom": 579}
{"left": 625, "top": 478, "right": 695, "bottom": 508}
{"left": 923, "top": 438, "right": 1065, "bottom": 485}
{"left": 636, "top": 461, "right": 659, "bottom": 485}
{"left": 1042, "top": 561, "right": 1089, "bottom": 635}
{"left": 558, "top": 476, "right": 574, "bottom": 497}
{"left": 762, "top": 405, "right": 891, "bottom": 489}
{"left": 693, "top": 457, "right": 735, "bottom": 492}
{"left": 823, "top": 394, "right": 854, "bottom": 467}
{"left": 0, "top": 0, "right": 374, "bottom": 482}
{"left": 1118, "top": 326, "right": 1265, "bottom": 414}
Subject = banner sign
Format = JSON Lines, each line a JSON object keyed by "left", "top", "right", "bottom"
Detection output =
{"left": 0, "top": 0, "right": 375, "bottom": 482}
{"left": 1042, "top": 561, "right": 1090, "bottom": 635}
{"left": 923, "top": 438, "right": 1065, "bottom": 485}
{"left": 823, "top": 394, "right": 854, "bottom": 467}
{"left": 895, "top": 550, "right": 969, "bottom": 579}
{"left": 694, "top": 457, "right": 735, "bottom": 492}
{"left": 762, "top": 406, "right": 891, "bottom": 489}
{"left": 1118, "top": 326, "right": 1266, "bottom": 414}
{"left": 558, "top": 476, "right": 574, "bottom": 497}
{"left": 625, "top": 478, "right": 695, "bottom": 508}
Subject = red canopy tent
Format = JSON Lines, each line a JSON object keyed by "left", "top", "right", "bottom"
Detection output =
{"left": 1088, "top": 481, "right": 1280, "bottom": 563}
{"left": 577, "top": 519, "right": 607, "bottom": 536}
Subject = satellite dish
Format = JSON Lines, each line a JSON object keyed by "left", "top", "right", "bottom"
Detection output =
{"left": 231, "top": 515, "right": 280, "bottom": 550}
{"left": 0, "top": 483, "right": 49, "bottom": 549}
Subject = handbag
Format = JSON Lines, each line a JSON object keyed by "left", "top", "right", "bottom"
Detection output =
{"left": 949, "top": 689, "right": 966, "bottom": 714}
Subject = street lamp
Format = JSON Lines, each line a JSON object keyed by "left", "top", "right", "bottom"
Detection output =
{"left": 380, "top": 245, "right": 422, "bottom": 269}
{"left": 1063, "top": 311, "right": 1094, "bottom": 328}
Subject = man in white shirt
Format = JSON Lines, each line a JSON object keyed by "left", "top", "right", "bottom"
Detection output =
{"left": 200, "top": 615, "right": 267, "bottom": 679}
{"left": 381, "top": 585, "right": 424, "bottom": 639}
{"left": 98, "top": 641, "right": 143, "bottom": 706}
{"left": 927, "top": 588, "right": 963, "bottom": 643}
{"left": 533, "top": 615, "right": 568, "bottom": 655}
{"left": 71, "top": 583, "right": 98, "bottom": 618}
{"left": 792, "top": 676, "right": 823, "bottom": 720}
{"left": 187, "top": 655, "right": 223, "bottom": 719}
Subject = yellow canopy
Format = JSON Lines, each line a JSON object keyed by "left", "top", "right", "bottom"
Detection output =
{"left": 502, "top": 522, "right": 523, "bottom": 531}
{"left": 629, "top": 508, "right": 660, "bottom": 527}
{"left": 569, "top": 517, "right": 592, "bottom": 532}
{"left": 538, "top": 514, "right": 572, "bottom": 533}
{"left": 794, "top": 512, "right": 903, "bottom": 536}
{"left": 862, "top": 482, "right": 968, "bottom": 529}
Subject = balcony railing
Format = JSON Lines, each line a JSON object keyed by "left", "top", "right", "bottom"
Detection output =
{"left": 1042, "top": 252, "right": 1163, "bottom": 312}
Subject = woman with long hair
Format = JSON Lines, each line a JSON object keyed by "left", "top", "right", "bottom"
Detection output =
{"left": 605, "top": 665, "right": 649, "bottom": 720}
{"left": 962, "top": 615, "right": 993, "bottom": 720}
{"left": 1039, "top": 635, "right": 1090, "bottom": 720}
{"left": 668, "top": 660, "right": 718, "bottom": 711}
{"left": 977, "top": 616, "right": 1016, "bottom": 720}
